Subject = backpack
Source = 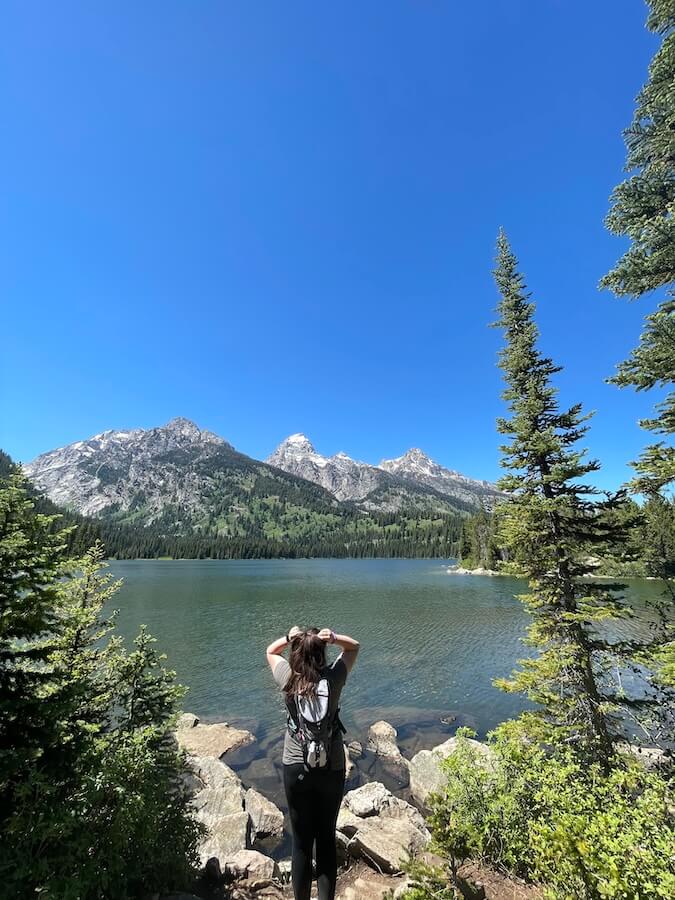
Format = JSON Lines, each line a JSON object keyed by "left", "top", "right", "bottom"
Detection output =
{"left": 287, "top": 677, "right": 345, "bottom": 769}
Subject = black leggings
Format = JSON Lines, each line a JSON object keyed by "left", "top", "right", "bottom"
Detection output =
{"left": 283, "top": 764, "right": 345, "bottom": 900}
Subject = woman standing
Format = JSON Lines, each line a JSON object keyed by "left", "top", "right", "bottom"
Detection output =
{"left": 266, "top": 626, "right": 360, "bottom": 900}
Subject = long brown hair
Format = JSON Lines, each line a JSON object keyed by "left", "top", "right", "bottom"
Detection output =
{"left": 284, "top": 627, "right": 327, "bottom": 698}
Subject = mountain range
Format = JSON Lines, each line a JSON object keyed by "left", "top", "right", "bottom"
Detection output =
{"left": 17, "top": 418, "right": 500, "bottom": 559}
{"left": 25, "top": 418, "right": 499, "bottom": 522}
{"left": 266, "top": 433, "right": 499, "bottom": 510}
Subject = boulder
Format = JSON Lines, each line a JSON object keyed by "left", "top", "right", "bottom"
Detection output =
{"left": 186, "top": 754, "right": 246, "bottom": 827}
{"left": 177, "top": 721, "right": 255, "bottom": 759}
{"left": 338, "top": 782, "right": 430, "bottom": 874}
{"left": 367, "top": 721, "right": 403, "bottom": 759}
{"left": 409, "top": 737, "right": 495, "bottom": 806}
{"left": 348, "top": 817, "right": 428, "bottom": 874}
{"left": 344, "top": 782, "right": 391, "bottom": 817}
{"left": 225, "top": 849, "right": 280, "bottom": 883}
{"left": 244, "top": 788, "right": 284, "bottom": 844}
{"left": 192, "top": 784, "right": 245, "bottom": 827}
{"left": 336, "top": 806, "right": 362, "bottom": 836}
{"left": 342, "top": 782, "right": 428, "bottom": 835}
{"left": 347, "top": 740, "right": 363, "bottom": 759}
{"left": 198, "top": 811, "right": 250, "bottom": 866}
{"left": 188, "top": 755, "right": 243, "bottom": 790}
{"left": 176, "top": 712, "right": 200, "bottom": 730}
{"left": 618, "top": 742, "right": 673, "bottom": 773}
{"left": 378, "top": 795, "right": 428, "bottom": 836}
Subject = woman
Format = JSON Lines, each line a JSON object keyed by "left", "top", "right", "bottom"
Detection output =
{"left": 266, "top": 625, "right": 360, "bottom": 900}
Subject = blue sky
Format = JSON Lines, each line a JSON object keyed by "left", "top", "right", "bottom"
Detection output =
{"left": 1, "top": 1, "right": 663, "bottom": 489}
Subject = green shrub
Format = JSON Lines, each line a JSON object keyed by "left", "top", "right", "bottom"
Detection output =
{"left": 412, "top": 727, "right": 675, "bottom": 900}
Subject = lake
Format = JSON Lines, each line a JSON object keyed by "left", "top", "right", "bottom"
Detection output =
{"left": 106, "top": 559, "right": 663, "bottom": 825}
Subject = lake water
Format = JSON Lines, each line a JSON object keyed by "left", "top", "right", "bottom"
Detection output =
{"left": 106, "top": 558, "right": 663, "bottom": 834}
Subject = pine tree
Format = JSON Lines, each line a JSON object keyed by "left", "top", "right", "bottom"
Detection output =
{"left": 600, "top": 1, "right": 675, "bottom": 497}
{"left": 0, "top": 474, "right": 66, "bottom": 793}
{"left": 0, "top": 475, "right": 201, "bottom": 897}
{"left": 493, "top": 231, "right": 636, "bottom": 767}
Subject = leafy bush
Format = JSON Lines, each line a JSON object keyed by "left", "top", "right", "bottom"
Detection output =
{"left": 406, "top": 727, "right": 675, "bottom": 900}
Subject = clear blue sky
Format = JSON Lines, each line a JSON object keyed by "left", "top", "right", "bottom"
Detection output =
{"left": 1, "top": 1, "right": 663, "bottom": 489}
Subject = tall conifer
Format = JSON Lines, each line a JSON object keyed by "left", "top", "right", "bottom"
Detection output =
{"left": 600, "top": 1, "right": 675, "bottom": 497}
{"left": 493, "top": 232, "right": 634, "bottom": 766}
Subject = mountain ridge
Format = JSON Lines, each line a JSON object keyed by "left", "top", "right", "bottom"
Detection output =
{"left": 267, "top": 432, "right": 500, "bottom": 511}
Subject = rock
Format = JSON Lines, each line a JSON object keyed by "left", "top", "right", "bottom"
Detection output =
{"left": 198, "top": 811, "right": 250, "bottom": 866}
{"left": 244, "top": 788, "right": 284, "bottom": 844}
{"left": 378, "top": 795, "right": 428, "bottom": 836}
{"left": 618, "top": 742, "right": 673, "bottom": 772}
{"left": 347, "top": 740, "right": 363, "bottom": 758}
{"left": 177, "top": 721, "right": 255, "bottom": 759}
{"left": 409, "top": 737, "right": 495, "bottom": 806}
{"left": 367, "top": 721, "right": 403, "bottom": 759}
{"left": 446, "top": 566, "right": 498, "bottom": 576}
{"left": 348, "top": 817, "right": 429, "bottom": 874}
{"left": 184, "top": 755, "right": 247, "bottom": 827}
{"left": 193, "top": 784, "right": 246, "bottom": 827}
{"left": 188, "top": 755, "right": 243, "bottom": 790}
{"left": 224, "top": 849, "right": 279, "bottom": 883}
{"left": 344, "top": 782, "right": 391, "bottom": 817}
{"left": 344, "top": 743, "right": 355, "bottom": 778}
{"left": 336, "top": 806, "right": 362, "bottom": 836}
{"left": 176, "top": 712, "right": 200, "bottom": 730}
{"left": 343, "top": 782, "right": 428, "bottom": 835}
{"left": 339, "top": 782, "right": 430, "bottom": 874}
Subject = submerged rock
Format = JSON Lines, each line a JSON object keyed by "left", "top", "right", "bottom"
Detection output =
{"left": 367, "top": 721, "right": 403, "bottom": 760}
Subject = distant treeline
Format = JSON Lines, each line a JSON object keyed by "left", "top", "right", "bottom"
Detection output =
{"left": 0, "top": 451, "right": 464, "bottom": 559}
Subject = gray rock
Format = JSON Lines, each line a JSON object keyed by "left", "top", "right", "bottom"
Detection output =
{"left": 198, "top": 811, "right": 250, "bottom": 866}
{"left": 347, "top": 740, "right": 363, "bottom": 758}
{"left": 186, "top": 755, "right": 246, "bottom": 827}
{"left": 244, "top": 788, "right": 284, "bottom": 844}
{"left": 409, "top": 737, "right": 495, "bottom": 806}
{"left": 367, "top": 721, "right": 403, "bottom": 760}
{"left": 336, "top": 806, "right": 362, "bottom": 836}
{"left": 345, "top": 782, "right": 391, "bottom": 817}
{"left": 188, "top": 755, "right": 242, "bottom": 790}
{"left": 191, "top": 784, "right": 245, "bottom": 827}
{"left": 224, "top": 849, "right": 279, "bottom": 882}
{"left": 176, "top": 721, "right": 255, "bottom": 759}
{"left": 347, "top": 817, "right": 429, "bottom": 874}
{"left": 176, "top": 712, "right": 200, "bottom": 729}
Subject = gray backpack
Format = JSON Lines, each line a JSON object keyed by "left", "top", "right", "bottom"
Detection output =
{"left": 288, "top": 678, "right": 344, "bottom": 769}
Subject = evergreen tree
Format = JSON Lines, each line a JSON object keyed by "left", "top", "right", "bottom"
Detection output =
{"left": 600, "top": 1, "right": 675, "bottom": 497}
{"left": 0, "top": 475, "right": 66, "bottom": 793}
{"left": 0, "top": 475, "right": 201, "bottom": 898}
{"left": 492, "top": 231, "right": 634, "bottom": 767}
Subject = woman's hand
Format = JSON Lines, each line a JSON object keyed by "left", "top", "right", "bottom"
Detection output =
{"left": 318, "top": 628, "right": 336, "bottom": 643}
{"left": 287, "top": 625, "right": 301, "bottom": 641}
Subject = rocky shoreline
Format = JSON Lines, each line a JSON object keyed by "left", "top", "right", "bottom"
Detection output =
{"left": 162, "top": 713, "right": 501, "bottom": 900}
